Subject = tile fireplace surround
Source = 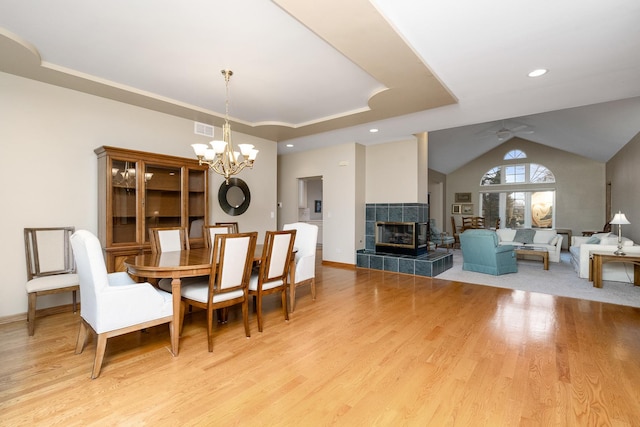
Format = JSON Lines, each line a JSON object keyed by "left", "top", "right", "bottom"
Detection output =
{"left": 356, "top": 203, "right": 452, "bottom": 277}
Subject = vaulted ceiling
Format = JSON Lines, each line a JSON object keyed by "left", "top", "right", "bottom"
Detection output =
{"left": 1, "top": 0, "right": 639, "bottom": 173}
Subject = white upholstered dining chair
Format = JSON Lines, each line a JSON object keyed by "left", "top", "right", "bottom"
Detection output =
{"left": 249, "top": 230, "right": 296, "bottom": 332}
{"left": 149, "top": 227, "right": 189, "bottom": 253}
{"left": 283, "top": 222, "right": 318, "bottom": 312}
{"left": 70, "top": 230, "right": 174, "bottom": 378}
{"left": 175, "top": 232, "right": 257, "bottom": 351}
{"left": 24, "top": 227, "right": 80, "bottom": 336}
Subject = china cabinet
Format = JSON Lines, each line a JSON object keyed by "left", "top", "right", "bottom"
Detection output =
{"left": 95, "top": 146, "right": 209, "bottom": 272}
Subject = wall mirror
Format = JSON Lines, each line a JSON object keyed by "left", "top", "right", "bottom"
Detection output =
{"left": 218, "top": 178, "right": 250, "bottom": 216}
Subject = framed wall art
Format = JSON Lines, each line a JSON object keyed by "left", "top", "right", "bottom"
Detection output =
{"left": 461, "top": 204, "right": 473, "bottom": 215}
{"left": 455, "top": 192, "right": 472, "bottom": 203}
{"left": 451, "top": 204, "right": 461, "bottom": 214}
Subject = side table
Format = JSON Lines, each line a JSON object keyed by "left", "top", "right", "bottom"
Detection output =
{"left": 589, "top": 252, "right": 640, "bottom": 288}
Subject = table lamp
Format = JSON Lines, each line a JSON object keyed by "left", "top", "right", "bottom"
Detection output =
{"left": 609, "top": 211, "right": 630, "bottom": 255}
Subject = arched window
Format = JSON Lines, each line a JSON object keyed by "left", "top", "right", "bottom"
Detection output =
{"left": 480, "top": 163, "right": 555, "bottom": 186}
{"left": 479, "top": 161, "right": 556, "bottom": 229}
{"left": 504, "top": 149, "right": 527, "bottom": 160}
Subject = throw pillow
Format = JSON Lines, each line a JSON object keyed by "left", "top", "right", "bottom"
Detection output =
{"left": 600, "top": 237, "right": 618, "bottom": 245}
{"left": 514, "top": 228, "right": 536, "bottom": 244}
{"left": 585, "top": 236, "right": 600, "bottom": 244}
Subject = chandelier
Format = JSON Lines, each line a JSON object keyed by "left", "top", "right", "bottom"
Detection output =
{"left": 191, "top": 70, "right": 258, "bottom": 184}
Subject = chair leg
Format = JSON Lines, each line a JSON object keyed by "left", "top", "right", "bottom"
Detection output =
{"left": 310, "top": 278, "right": 316, "bottom": 300}
{"left": 281, "top": 289, "right": 289, "bottom": 322}
{"left": 92, "top": 333, "right": 108, "bottom": 379}
{"left": 242, "top": 300, "right": 250, "bottom": 338}
{"left": 27, "top": 292, "right": 37, "bottom": 336}
{"left": 289, "top": 281, "right": 296, "bottom": 313}
{"left": 72, "top": 289, "right": 78, "bottom": 313}
{"left": 256, "top": 294, "right": 263, "bottom": 332}
{"left": 75, "top": 319, "right": 89, "bottom": 354}
{"left": 207, "top": 307, "right": 214, "bottom": 353}
{"left": 179, "top": 301, "right": 186, "bottom": 336}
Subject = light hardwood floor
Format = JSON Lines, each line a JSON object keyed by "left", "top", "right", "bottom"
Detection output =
{"left": 2, "top": 251, "right": 640, "bottom": 426}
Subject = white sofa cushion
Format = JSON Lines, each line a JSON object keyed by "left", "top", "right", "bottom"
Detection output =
{"left": 533, "top": 229, "right": 557, "bottom": 244}
{"left": 496, "top": 229, "right": 516, "bottom": 242}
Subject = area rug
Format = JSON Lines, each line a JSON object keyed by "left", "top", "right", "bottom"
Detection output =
{"left": 434, "top": 250, "right": 640, "bottom": 308}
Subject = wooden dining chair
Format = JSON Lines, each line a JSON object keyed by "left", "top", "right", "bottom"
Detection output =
{"left": 24, "top": 227, "right": 79, "bottom": 336}
{"left": 248, "top": 230, "right": 296, "bottom": 332}
{"left": 215, "top": 222, "right": 239, "bottom": 233}
{"left": 450, "top": 217, "right": 461, "bottom": 249}
{"left": 149, "top": 227, "right": 190, "bottom": 253}
{"left": 178, "top": 232, "right": 257, "bottom": 352}
{"left": 203, "top": 225, "right": 233, "bottom": 248}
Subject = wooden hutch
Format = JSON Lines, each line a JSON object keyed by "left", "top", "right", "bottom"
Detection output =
{"left": 95, "top": 146, "right": 209, "bottom": 272}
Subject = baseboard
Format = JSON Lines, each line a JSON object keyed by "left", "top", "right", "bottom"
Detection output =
{"left": 0, "top": 303, "right": 78, "bottom": 326}
{"left": 322, "top": 260, "right": 355, "bottom": 270}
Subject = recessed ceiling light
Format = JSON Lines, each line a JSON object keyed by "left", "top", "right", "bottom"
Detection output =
{"left": 528, "top": 69, "right": 548, "bottom": 77}
{"left": 369, "top": 128, "right": 379, "bottom": 133}
{"left": 286, "top": 144, "right": 294, "bottom": 148}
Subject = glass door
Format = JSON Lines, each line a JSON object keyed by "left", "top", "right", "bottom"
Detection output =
{"left": 110, "top": 159, "right": 138, "bottom": 244}
{"left": 144, "top": 164, "right": 182, "bottom": 243}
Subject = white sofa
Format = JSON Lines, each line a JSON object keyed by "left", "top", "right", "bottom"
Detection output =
{"left": 570, "top": 233, "right": 640, "bottom": 282}
{"left": 495, "top": 228, "right": 563, "bottom": 263}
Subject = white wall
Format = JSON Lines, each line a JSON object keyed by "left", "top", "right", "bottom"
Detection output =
{"left": 607, "top": 131, "right": 640, "bottom": 243}
{"left": 278, "top": 143, "right": 360, "bottom": 264}
{"left": 0, "top": 72, "right": 276, "bottom": 318}
{"left": 365, "top": 139, "right": 419, "bottom": 203}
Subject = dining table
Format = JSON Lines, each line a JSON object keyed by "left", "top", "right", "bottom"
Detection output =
{"left": 124, "top": 244, "right": 295, "bottom": 356}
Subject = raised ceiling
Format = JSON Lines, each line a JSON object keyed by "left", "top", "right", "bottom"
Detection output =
{"left": 1, "top": 0, "right": 639, "bottom": 173}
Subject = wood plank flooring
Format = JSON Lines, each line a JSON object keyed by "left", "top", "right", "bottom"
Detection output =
{"left": 2, "top": 253, "right": 640, "bottom": 426}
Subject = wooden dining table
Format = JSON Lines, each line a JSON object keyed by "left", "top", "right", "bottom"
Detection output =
{"left": 124, "top": 244, "right": 295, "bottom": 356}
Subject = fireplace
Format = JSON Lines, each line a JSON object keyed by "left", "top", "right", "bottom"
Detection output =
{"left": 375, "top": 221, "right": 429, "bottom": 256}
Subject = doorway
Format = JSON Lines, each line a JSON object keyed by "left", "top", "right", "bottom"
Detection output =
{"left": 297, "top": 176, "right": 323, "bottom": 245}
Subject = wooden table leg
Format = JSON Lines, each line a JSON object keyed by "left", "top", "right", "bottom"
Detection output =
{"left": 543, "top": 253, "right": 549, "bottom": 270}
{"left": 593, "top": 255, "right": 602, "bottom": 288}
{"left": 170, "top": 277, "right": 181, "bottom": 356}
{"left": 634, "top": 264, "right": 640, "bottom": 286}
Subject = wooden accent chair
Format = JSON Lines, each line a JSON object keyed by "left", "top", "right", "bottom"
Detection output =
{"left": 70, "top": 230, "right": 173, "bottom": 378}
{"left": 462, "top": 216, "right": 486, "bottom": 230}
{"left": 24, "top": 227, "right": 80, "bottom": 336}
{"left": 177, "top": 232, "right": 257, "bottom": 352}
{"left": 249, "top": 230, "right": 296, "bottom": 332}
{"left": 450, "top": 217, "right": 461, "bottom": 249}
{"left": 149, "top": 227, "right": 189, "bottom": 253}
{"left": 215, "top": 222, "right": 239, "bottom": 233}
{"left": 283, "top": 222, "right": 318, "bottom": 312}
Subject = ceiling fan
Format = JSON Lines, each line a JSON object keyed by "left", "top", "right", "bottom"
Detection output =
{"left": 482, "top": 120, "right": 534, "bottom": 141}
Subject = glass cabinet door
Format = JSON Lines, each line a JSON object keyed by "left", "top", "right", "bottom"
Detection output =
{"left": 144, "top": 164, "right": 182, "bottom": 243}
{"left": 188, "top": 169, "right": 206, "bottom": 239}
{"left": 110, "top": 159, "right": 138, "bottom": 244}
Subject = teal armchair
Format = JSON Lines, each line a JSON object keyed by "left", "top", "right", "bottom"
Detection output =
{"left": 459, "top": 229, "right": 517, "bottom": 275}
{"left": 429, "top": 219, "right": 456, "bottom": 252}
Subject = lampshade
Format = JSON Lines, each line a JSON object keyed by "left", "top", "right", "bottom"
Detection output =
{"left": 610, "top": 211, "right": 630, "bottom": 225}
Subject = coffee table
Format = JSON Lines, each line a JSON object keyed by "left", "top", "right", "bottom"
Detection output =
{"left": 513, "top": 246, "right": 549, "bottom": 270}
